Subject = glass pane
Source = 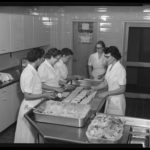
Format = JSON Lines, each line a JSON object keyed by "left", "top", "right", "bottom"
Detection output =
{"left": 126, "top": 66, "right": 150, "bottom": 94}
{"left": 127, "top": 27, "right": 150, "bottom": 63}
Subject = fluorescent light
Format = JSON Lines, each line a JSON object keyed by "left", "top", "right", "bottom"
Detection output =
{"left": 100, "top": 15, "right": 110, "bottom": 21}
{"left": 97, "top": 8, "right": 107, "bottom": 12}
{"left": 42, "top": 17, "right": 49, "bottom": 21}
{"left": 99, "top": 23, "right": 111, "bottom": 27}
{"left": 100, "top": 28, "right": 110, "bottom": 32}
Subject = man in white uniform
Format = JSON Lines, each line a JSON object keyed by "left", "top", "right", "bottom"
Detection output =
{"left": 14, "top": 48, "right": 54, "bottom": 143}
{"left": 91, "top": 46, "right": 126, "bottom": 116}
{"left": 88, "top": 41, "right": 107, "bottom": 80}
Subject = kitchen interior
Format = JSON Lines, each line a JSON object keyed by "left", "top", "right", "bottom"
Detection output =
{"left": 0, "top": 3, "right": 150, "bottom": 146}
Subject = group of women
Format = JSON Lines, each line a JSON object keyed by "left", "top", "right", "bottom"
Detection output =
{"left": 14, "top": 40, "right": 127, "bottom": 143}
{"left": 14, "top": 47, "right": 76, "bottom": 143}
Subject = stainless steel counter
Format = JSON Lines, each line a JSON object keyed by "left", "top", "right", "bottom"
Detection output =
{"left": 24, "top": 93, "right": 106, "bottom": 143}
{"left": 24, "top": 85, "right": 150, "bottom": 145}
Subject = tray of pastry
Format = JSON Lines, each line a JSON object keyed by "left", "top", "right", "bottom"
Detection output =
{"left": 32, "top": 100, "right": 92, "bottom": 127}
{"left": 86, "top": 113, "right": 125, "bottom": 143}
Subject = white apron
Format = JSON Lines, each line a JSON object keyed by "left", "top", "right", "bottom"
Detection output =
{"left": 14, "top": 64, "right": 43, "bottom": 143}
{"left": 88, "top": 52, "right": 106, "bottom": 79}
{"left": 104, "top": 61, "right": 126, "bottom": 116}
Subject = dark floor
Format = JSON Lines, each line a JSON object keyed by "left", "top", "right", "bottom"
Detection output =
{"left": 0, "top": 123, "right": 16, "bottom": 143}
{"left": 0, "top": 98, "right": 150, "bottom": 143}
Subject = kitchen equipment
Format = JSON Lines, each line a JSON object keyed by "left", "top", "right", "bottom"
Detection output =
{"left": 33, "top": 100, "right": 92, "bottom": 127}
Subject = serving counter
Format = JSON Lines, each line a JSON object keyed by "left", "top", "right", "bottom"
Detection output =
{"left": 24, "top": 80, "right": 150, "bottom": 146}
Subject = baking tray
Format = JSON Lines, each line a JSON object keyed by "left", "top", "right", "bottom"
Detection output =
{"left": 32, "top": 100, "right": 92, "bottom": 127}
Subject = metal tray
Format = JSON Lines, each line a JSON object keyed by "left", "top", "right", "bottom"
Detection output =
{"left": 77, "top": 79, "right": 102, "bottom": 88}
{"left": 32, "top": 101, "right": 92, "bottom": 127}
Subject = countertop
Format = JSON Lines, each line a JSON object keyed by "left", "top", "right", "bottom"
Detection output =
{"left": 25, "top": 91, "right": 107, "bottom": 143}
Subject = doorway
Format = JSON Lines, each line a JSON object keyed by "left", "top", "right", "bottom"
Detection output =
{"left": 72, "top": 21, "right": 97, "bottom": 78}
{"left": 123, "top": 22, "right": 150, "bottom": 99}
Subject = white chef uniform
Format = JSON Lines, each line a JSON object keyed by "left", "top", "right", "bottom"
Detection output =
{"left": 104, "top": 61, "right": 126, "bottom": 116}
{"left": 54, "top": 59, "right": 68, "bottom": 81}
{"left": 14, "top": 64, "right": 43, "bottom": 143}
{"left": 38, "top": 60, "right": 60, "bottom": 87}
{"left": 88, "top": 52, "right": 106, "bottom": 79}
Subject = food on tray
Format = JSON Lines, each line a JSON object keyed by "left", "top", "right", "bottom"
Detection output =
{"left": 62, "top": 86, "right": 83, "bottom": 102}
{"left": 86, "top": 114, "right": 124, "bottom": 143}
{"left": 34, "top": 100, "right": 91, "bottom": 119}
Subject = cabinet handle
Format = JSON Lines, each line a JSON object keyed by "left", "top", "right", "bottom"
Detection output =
{"left": 0, "top": 49, "right": 6, "bottom": 51}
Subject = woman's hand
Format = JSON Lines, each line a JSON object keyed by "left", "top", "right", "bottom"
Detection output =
{"left": 55, "top": 87, "right": 64, "bottom": 93}
{"left": 42, "top": 92, "right": 56, "bottom": 100}
{"left": 98, "top": 91, "right": 109, "bottom": 98}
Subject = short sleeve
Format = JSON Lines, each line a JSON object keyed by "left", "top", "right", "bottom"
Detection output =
{"left": 20, "top": 72, "right": 34, "bottom": 93}
{"left": 118, "top": 68, "right": 126, "bottom": 85}
{"left": 38, "top": 65, "right": 47, "bottom": 83}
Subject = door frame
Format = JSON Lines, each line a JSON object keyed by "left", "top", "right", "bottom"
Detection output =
{"left": 72, "top": 20, "right": 98, "bottom": 76}
{"left": 123, "top": 21, "right": 150, "bottom": 99}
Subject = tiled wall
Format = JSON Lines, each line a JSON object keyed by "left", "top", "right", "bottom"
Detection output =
{"left": 1, "top": 5, "right": 150, "bottom": 72}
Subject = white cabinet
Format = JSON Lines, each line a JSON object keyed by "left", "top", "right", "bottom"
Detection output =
{"left": 23, "top": 15, "right": 34, "bottom": 49}
{"left": 11, "top": 82, "right": 23, "bottom": 121}
{"left": 10, "top": 14, "right": 24, "bottom": 51}
{"left": 0, "top": 13, "right": 11, "bottom": 54}
{"left": 0, "top": 83, "right": 23, "bottom": 132}
{"left": 33, "top": 16, "right": 50, "bottom": 47}
{"left": 0, "top": 85, "right": 14, "bottom": 132}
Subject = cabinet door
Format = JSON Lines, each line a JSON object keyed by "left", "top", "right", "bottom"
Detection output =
{"left": 33, "top": 16, "right": 41, "bottom": 47}
{"left": 23, "top": 15, "right": 34, "bottom": 49}
{"left": 0, "top": 86, "right": 14, "bottom": 132}
{"left": 11, "top": 83, "right": 23, "bottom": 121}
{"left": 10, "top": 14, "right": 24, "bottom": 51}
{"left": 0, "top": 13, "right": 11, "bottom": 54}
{"left": 33, "top": 16, "right": 50, "bottom": 47}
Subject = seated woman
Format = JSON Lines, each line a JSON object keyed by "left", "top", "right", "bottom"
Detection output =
{"left": 14, "top": 48, "right": 55, "bottom": 143}
{"left": 91, "top": 46, "right": 126, "bottom": 116}
{"left": 38, "top": 48, "right": 64, "bottom": 93}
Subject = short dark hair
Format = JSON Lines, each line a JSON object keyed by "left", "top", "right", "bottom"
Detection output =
{"left": 44, "top": 48, "right": 61, "bottom": 59}
{"left": 61, "top": 48, "right": 74, "bottom": 56}
{"left": 104, "top": 46, "right": 121, "bottom": 60}
{"left": 27, "top": 48, "right": 45, "bottom": 62}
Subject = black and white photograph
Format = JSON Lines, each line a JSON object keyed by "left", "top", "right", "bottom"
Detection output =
{"left": 0, "top": 1, "right": 150, "bottom": 148}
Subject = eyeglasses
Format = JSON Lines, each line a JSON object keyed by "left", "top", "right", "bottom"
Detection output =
{"left": 104, "top": 55, "right": 111, "bottom": 59}
{"left": 96, "top": 47, "right": 103, "bottom": 49}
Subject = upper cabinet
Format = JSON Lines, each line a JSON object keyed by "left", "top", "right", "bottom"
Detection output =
{"left": 0, "top": 14, "right": 11, "bottom": 54}
{"left": 10, "top": 14, "right": 24, "bottom": 52}
{"left": 23, "top": 15, "right": 34, "bottom": 49}
{"left": 33, "top": 16, "right": 50, "bottom": 47}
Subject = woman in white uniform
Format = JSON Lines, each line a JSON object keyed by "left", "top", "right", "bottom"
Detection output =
{"left": 38, "top": 48, "right": 63, "bottom": 93}
{"left": 92, "top": 46, "right": 126, "bottom": 116}
{"left": 14, "top": 48, "right": 55, "bottom": 143}
{"left": 88, "top": 41, "right": 107, "bottom": 80}
{"left": 54, "top": 48, "right": 73, "bottom": 82}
